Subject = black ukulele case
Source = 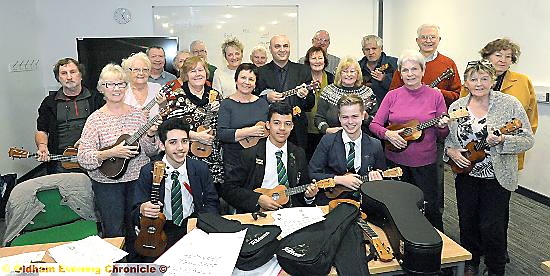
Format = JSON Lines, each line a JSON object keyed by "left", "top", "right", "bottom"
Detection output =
{"left": 360, "top": 180, "right": 442, "bottom": 275}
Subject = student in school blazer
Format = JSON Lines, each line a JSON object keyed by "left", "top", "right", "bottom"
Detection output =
{"left": 222, "top": 138, "right": 313, "bottom": 213}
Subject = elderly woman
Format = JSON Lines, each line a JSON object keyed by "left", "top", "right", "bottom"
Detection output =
{"left": 315, "top": 56, "right": 376, "bottom": 135}
{"left": 369, "top": 50, "right": 449, "bottom": 231}
{"left": 172, "top": 50, "right": 192, "bottom": 79}
{"left": 212, "top": 37, "right": 244, "bottom": 98}
{"left": 460, "top": 38, "right": 538, "bottom": 170}
{"left": 164, "top": 56, "right": 224, "bottom": 190}
{"left": 217, "top": 63, "right": 269, "bottom": 172}
{"left": 250, "top": 45, "right": 268, "bottom": 67}
{"left": 78, "top": 63, "right": 159, "bottom": 260}
{"left": 303, "top": 46, "right": 334, "bottom": 158}
{"left": 121, "top": 52, "right": 162, "bottom": 118}
{"left": 446, "top": 60, "right": 534, "bottom": 276}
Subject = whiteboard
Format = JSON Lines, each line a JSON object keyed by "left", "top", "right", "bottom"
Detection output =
{"left": 152, "top": 5, "right": 299, "bottom": 69}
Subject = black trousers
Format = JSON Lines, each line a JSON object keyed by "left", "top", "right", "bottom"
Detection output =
{"left": 389, "top": 161, "right": 444, "bottom": 231}
{"left": 455, "top": 174, "right": 510, "bottom": 275}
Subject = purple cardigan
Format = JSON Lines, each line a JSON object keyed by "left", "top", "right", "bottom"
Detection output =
{"left": 369, "top": 85, "right": 449, "bottom": 167}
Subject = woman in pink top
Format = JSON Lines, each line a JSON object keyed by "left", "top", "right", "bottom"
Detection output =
{"left": 77, "top": 63, "right": 160, "bottom": 261}
{"left": 369, "top": 50, "right": 449, "bottom": 231}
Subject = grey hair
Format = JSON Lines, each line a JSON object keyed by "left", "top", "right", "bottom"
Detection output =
{"left": 416, "top": 24, "right": 441, "bottom": 37}
{"left": 397, "top": 49, "right": 426, "bottom": 71}
{"left": 361, "top": 35, "right": 383, "bottom": 48}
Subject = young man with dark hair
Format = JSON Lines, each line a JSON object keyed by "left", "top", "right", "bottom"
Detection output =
{"left": 222, "top": 102, "right": 318, "bottom": 213}
{"left": 309, "top": 94, "right": 386, "bottom": 204}
{"left": 132, "top": 117, "right": 218, "bottom": 259}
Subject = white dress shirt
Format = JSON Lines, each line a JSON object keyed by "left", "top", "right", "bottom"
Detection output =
{"left": 261, "top": 139, "right": 288, "bottom": 189}
{"left": 342, "top": 131, "right": 363, "bottom": 173}
{"left": 162, "top": 156, "right": 194, "bottom": 221}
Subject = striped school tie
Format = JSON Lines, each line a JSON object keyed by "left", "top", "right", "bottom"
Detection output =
{"left": 275, "top": 150, "right": 289, "bottom": 187}
{"left": 346, "top": 141, "right": 356, "bottom": 173}
{"left": 170, "top": 171, "right": 184, "bottom": 226}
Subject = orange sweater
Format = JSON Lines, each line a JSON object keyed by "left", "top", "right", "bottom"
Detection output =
{"left": 390, "top": 53, "right": 461, "bottom": 107}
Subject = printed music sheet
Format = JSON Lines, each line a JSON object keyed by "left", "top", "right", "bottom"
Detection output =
{"left": 47, "top": 236, "right": 128, "bottom": 264}
{"left": 272, "top": 207, "right": 326, "bottom": 238}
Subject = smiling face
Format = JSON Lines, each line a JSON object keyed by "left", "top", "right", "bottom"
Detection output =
{"left": 339, "top": 104, "right": 365, "bottom": 138}
{"left": 225, "top": 46, "right": 243, "bottom": 70}
{"left": 235, "top": 69, "right": 256, "bottom": 95}
{"left": 186, "top": 62, "right": 207, "bottom": 88}
{"left": 147, "top": 48, "right": 166, "bottom": 71}
{"left": 161, "top": 129, "right": 190, "bottom": 168}
{"left": 266, "top": 113, "right": 294, "bottom": 147}
{"left": 174, "top": 52, "right": 191, "bottom": 73}
{"left": 100, "top": 75, "right": 127, "bottom": 104}
{"left": 488, "top": 49, "right": 513, "bottom": 75}
{"left": 58, "top": 62, "right": 83, "bottom": 92}
{"left": 340, "top": 65, "right": 359, "bottom": 87}
{"left": 416, "top": 26, "right": 441, "bottom": 56}
{"left": 464, "top": 70, "right": 494, "bottom": 99}
{"left": 129, "top": 58, "right": 150, "bottom": 85}
{"left": 400, "top": 60, "right": 425, "bottom": 89}
{"left": 269, "top": 35, "right": 290, "bottom": 64}
{"left": 308, "top": 50, "right": 325, "bottom": 73}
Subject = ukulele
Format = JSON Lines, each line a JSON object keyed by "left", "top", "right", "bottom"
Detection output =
{"left": 98, "top": 107, "right": 171, "bottom": 179}
{"left": 385, "top": 107, "right": 469, "bottom": 152}
{"left": 190, "top": 90, "right": 219, "bottom": 158}
{"left": 325, "top": 167, "right": 403, "bottom": 199}
{"left": 253, "top": 178, "right": 336, "bottom": 206}
{"left": 328, "top": 199, "right": 393, "bottom": 262}
{"left": 135, "top": 161, "right": 168, "bottom": 257}
{"left": 239, "top": 121, "right": 268, "bottom": 149}
{"left": 428, "top": 68, "right": 454, "bottom": 88}
{"left": 447, "top": 118, "right": 522, "bottom": 174}
{"left": 8, "top": 147, "right": 80, "bottom": 169}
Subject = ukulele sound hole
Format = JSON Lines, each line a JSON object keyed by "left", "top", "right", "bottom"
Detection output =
{"left": 272, "top": 193, "right": 280, "bottom": 201}
{"left": 402, "top": 128, "right": 413, "bottom": 136}
{"left": 147, "top": 226, "right": 157, "bottom": 234}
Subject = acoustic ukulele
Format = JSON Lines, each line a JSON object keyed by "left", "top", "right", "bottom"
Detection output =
{"left": 190, "top": 90, "right": 219, "bottom": 158}
{"left": 8, "top": 147, "right": 80, "bottom": 169}
{"left": 447, "top": 118, "right": 522, "bottom": 174}
{"left": 428, "top": 68, "right": 454, "bottom": 88}
{"left": 254, "top": 178, "right": 336, "bottom": 206}
{"left": 363, "top": 64, "right": 390, "bottom": 86}
{"left": 325, "top": 167, "right": 403, "bottom": 199}
{"left": 135, "top": 161, "right": 168, "bottom": 257}
{"left": 385, "top": 107, "right": 469, "bottom": 152}
{"left": 239, "top": 121, "right": 268, "bottom": 149}
{"left": 98, "top": 107, "right": 171, "bottom": 179}
{"left": 329, "top": 199, "right": 393, "bottom": 262}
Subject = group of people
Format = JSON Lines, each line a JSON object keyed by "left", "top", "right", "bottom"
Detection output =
{"left": 34, "top": 23, "right": 538, "bottom": 275}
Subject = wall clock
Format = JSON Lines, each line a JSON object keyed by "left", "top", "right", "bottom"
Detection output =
{"left": 114, "top": 8, "right": 132, "bottom": 24}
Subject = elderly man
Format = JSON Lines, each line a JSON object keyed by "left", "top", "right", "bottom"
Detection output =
{"left": 299, "top": 30, "right": 340, "bottom": 74}
{"left": 36, "top": 58, "right": 104, "bottom": 174}
{"left": 146, "top": 46, "right": 177, "bottom": 85}
{"left": 358, "top": 35, "right": 398, "bottom": 105}
{"left": 250, "top": 45, "right": 269, "bottom": 67}
{"left": 190, "top": 40, "right": 217, "bottom": 84}
{"left": 256, "top": 34, "right": 314, "bottom": 152}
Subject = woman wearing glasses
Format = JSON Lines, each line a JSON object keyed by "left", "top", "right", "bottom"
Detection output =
{"left": 445, "top": 60, "right": 534, "bottom": 276}
{"left": 164, "top": 56, "right": 224, "bottom": 192}
{"left": 369, "top": 50, "right": 449, "bottom": 231}
{"left": 121, "top": 52, "right": 163, "bottom": 118}
{"left": 315, "top": 56, "right": 376, "bottom": 135}
{"left": 77, "top": 63, "right": 160, "bottom": 261}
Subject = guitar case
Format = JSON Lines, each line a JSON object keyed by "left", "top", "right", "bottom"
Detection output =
{"left": 360, "top": 180, "right": 442, "bottom": 275}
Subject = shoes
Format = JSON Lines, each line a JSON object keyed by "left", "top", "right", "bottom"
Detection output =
{"left": 464, "top": 264, "right": 479, "bottom": 276}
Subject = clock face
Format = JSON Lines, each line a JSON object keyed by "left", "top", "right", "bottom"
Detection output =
{"left": 114, "top": 8, "right": 131, "bottom": 24}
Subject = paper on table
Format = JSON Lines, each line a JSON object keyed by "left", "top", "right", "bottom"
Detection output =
{"left": 155, "top": 228, "right": 246, "bottom": 276}
{"left": 272, "top": 207, "right": 325, "bottom": 238}
{"left": 0, "top": 251, "right": 45, "bottom": 263}
{"left": 47, "top": 236, "right": 127, "bottom": 264}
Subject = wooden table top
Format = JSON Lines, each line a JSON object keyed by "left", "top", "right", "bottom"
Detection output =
{"left": 187, "top": 206, "right": 471, "bottom": 274}
{"left": 541, "top": 261, "right": 550, "bottom": 273}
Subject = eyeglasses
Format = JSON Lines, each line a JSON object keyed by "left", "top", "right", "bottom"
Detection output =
{"left": 192, "top": 49, "right": 207, "bottom": 55}
{"left": 129, "top": 68, "right": 150, "bottom": 73}
{"left": 466, "top": 59, "right": 494, "bottom": 69}
{"left": 418, "top": 35, "right": 438, "bottom": 41}
{"left": 102, "top": 82, "right": 128, "bottom": 89}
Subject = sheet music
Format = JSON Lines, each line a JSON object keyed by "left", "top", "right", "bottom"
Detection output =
{"left": 155, "top": 228, "right": 246, "bottom": 276}
{"left": 47, "top": 236, "right": 127, "bottom": 264}
{"left": 272, "top": 207, "right": 325, "bottom": 238}
{"left": 0, "top": 251, "right": 45, "bottom": 264}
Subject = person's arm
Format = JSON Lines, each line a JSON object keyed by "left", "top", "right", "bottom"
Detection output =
{"left": 308, "top": 135, "right": 336, "bottom": 181}
{"left": 35, "top": 131, "right": 50, "bottom": 161}
{"left": 434, "top": 93, "right": 450, "bottom": 139}
{"left": 493, "top": 98, "right": 535, "bottom": 155}
{"left": 368, "top": 95, "right": 391, "bottom": 140}
{"left": 389, "top": 70, "right": 404, "bottom": 91}
{"left": 436, "top": 62, "right": 461, "bottom": 106}
{"left": 199, "top": 163, "right": 220, "bottom": 214}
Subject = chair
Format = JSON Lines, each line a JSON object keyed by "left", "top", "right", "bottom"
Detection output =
{"left": 3, "top": 173, "right": 99, "bottom": 246}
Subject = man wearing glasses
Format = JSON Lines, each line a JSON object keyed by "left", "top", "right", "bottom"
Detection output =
{"left": 299, "top": 30, "right": 340, "bottom": 74}
{"left": 36, "top": 58, "right": 105, "bottom": 174}
{"left": 190, "top": 40, "right": 217, "bottom": 84}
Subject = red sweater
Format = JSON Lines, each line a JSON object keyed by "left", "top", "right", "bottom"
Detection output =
{"left": 390, "top": 52, "right": 461, "bottom": 107}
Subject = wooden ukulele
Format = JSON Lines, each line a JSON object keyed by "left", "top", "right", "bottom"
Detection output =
{"left": 447, "top": 118, "right": 522, "bottom": 174}
{"left": 135, "top": 161, "right": 168, "bottom": 257}
{"left": 239, "top": 121, "right": 268, "bottom": 149}
{"left": 8, "top": 147, "right": 80, "bottom": 169}
{"left": 325, "top": 167, "right": 403, "bottom": 199}
{"left": 385, "top": 107, "right": 469, "bottom": 152}
{"left": 428, "top": 68, "right": 454, "bottom": 88}
{"left": 98, "top": 107, "right": 171, "bottom": 179}
{"left": 329, "top": 199, "right": 393, "bottom": 262}
{"left": 190, "top": 90, "right": 219, "bottom": 158}
{"left": 254, "top": 178, "right": 336, "bottom": 205}
{"left": 281, "top": 80, "right": 320, "bottom": 97}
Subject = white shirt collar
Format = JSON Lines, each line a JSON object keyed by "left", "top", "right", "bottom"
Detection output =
{"left": 341, "top": 131, "right": 362, "bottom": 145}
{"left": 266, "top": 137, "right": 288, "bottom": 155}
{"left": 424, "top": 51, "right": 439, "bottom": 63}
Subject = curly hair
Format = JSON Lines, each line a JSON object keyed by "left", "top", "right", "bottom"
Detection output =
{"left": 479, "top": 38, "right": 521, "bottom": 64}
